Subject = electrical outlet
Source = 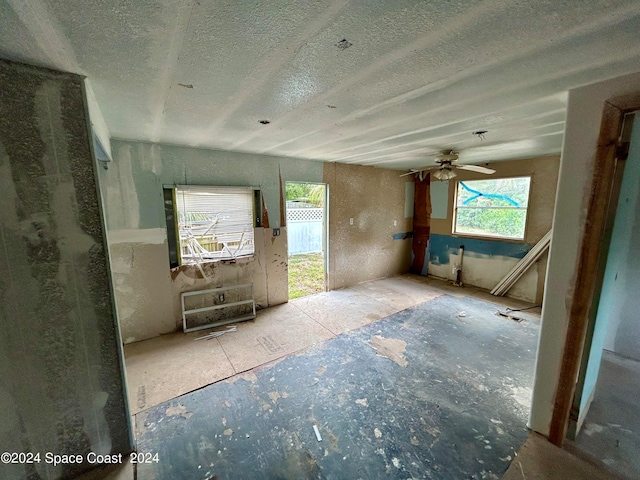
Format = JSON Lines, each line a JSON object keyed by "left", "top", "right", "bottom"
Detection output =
{"left": 273, "top": 228, "right": 281, "bottom": 236}
{"left": 393, "top": 220, "right": 397, "bottom": 226}
{"left": 349, "top": 218, "right": 354, "bottom": 225}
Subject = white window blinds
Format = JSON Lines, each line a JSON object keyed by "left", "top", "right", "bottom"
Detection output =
{"left": 175, "top": 186, "right": 255, "bottom": 263}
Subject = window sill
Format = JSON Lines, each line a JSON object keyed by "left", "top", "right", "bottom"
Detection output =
{"left": 450, "top": 232, "right": 526, "bottom": 243}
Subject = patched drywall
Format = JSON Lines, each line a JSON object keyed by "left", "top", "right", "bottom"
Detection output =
{"left": 169, "top": 228, "right": 288, "bottom": 326}
{"left": 101, "top": 142, "right": 415, "bottom": 342}
{"left": 529, "top": 71, "right": 640, "bottom": 437}
{"left": 0, "top": 60, "right": 130, "bottom": 480}
{"left": 427, "top": 234, "right": 539, "bottom": 303}
{"left": 109, "top": 241, "right": 176, "bottom": 344}
{"left": 428, "top": 155, "right": 559, "bottom": 303}
{"left": 99, "top": 140, "right": 322, "bottom": 342}
{"left": 323, "top": 163, "right": 412, "bottom": 290}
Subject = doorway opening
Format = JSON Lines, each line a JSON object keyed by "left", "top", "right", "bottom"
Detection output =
{"left": 285, "top": 182, "right": 327, "bottom": 299}
{"left": 568, "top": 111, "right": 640, "bottom": 478}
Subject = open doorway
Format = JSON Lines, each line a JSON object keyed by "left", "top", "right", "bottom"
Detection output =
{"left": 568, "top": 111, "right": 640, "bottom": 478}
{"left": 285, "top": 182, "right": 327, "bottom": 299}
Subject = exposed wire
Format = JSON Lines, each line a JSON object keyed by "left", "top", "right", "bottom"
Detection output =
{"left": 459, "top": 181, "right": 520, "bottom": 207}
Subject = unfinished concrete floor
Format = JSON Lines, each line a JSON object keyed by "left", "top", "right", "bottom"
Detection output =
{"left": 81, "top": 274, "right": 617, "bottom": 480}
{"left": 132, "top": 290, "right": 538, "bottom": 478}
{"left": 502, "top": 432, "right": 618, "bottom": 480}
{"left": 570, "top": 350, "right": 640, "bottom": 479}
{"left": 123, "top": 275, "right": 536, "bottom": 415}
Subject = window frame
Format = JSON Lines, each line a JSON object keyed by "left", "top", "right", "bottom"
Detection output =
{"left": 166, "top": 185, "right": 261, "bottom": 267}
{"left": 451, "top": 175, "right": 532, "bottom": 242}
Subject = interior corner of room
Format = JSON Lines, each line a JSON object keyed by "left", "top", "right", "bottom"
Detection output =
{"left": 2, "top": 2, "right": 640, "bottom": 479}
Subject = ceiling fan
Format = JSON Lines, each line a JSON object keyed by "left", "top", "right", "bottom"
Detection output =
{"left": 400, "top": 151, "right": 495, "bottom": 180}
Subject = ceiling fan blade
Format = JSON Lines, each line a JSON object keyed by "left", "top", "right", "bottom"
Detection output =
{"left": 399, "top": 166, "right": 440, "bottom": 177}
{"left": 457, "top": 164, "right": 496, "bottom": 174}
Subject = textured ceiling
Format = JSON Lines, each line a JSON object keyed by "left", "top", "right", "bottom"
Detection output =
{"left": 2, "top": 0, "right": 640, "bottom": 170}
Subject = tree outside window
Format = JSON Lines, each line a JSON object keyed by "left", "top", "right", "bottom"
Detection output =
{"left": 453, "top": 177, "right": 531, "bottom": 240}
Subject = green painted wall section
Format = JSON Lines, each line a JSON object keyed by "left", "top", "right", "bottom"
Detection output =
{"left": 102, "top": 140, "right": 325, "bottom": 232}
{"left": 580, "top": 115, "right": 640, "bottom": 414}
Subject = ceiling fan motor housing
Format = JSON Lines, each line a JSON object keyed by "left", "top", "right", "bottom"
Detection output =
{"left": 434, "top": 151, "right": 459, "bottom": 163}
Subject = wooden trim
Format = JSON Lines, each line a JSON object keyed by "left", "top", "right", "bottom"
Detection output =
{"left": 548, "top": 95, "right": 640, "bottom": 445}
{"left": 607, "top": 92, "right": 640, "bottom": 111}
{"left": 279, "top": 167, "right": 286, "bottom": 228}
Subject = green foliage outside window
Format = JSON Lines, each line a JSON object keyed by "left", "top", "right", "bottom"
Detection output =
{"left": 454, "top": 177, "right": 531, "bottom": 239}
{"left": 286, "top": 183, "right": 325, "bottom": 207}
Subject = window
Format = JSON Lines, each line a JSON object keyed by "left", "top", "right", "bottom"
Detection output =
{"left": 174, "top": 186, "right": 256, "bottom": 264}
{"left": 453, "top": 176, "right": 531, "bottom": 240}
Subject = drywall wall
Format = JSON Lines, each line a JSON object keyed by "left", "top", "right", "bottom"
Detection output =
{"left": 85, "top": 79, "right": 112, "bottom": 161}
{"left": 430, "top": 181, "right": 448, "bottom": 219}
{"left": 0, "top": 60, "right": 130, "bottom": 479}
{"left": 600, "top": 115, "right": 640, "bottom": 361}
{"left": 428, "top": 155, "right": 560, "bottom": 303}
{"left": 529, "top": 71, "right": 640, "bottom": 437}
{"left": 323, "top": 163, "right": 412, "bottom": 290}
{"left": 99, "top": 140, "right": 323, "bottom": 343}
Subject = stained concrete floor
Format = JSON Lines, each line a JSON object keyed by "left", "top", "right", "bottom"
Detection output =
{"left": 123, "top": 275, "right": 537, "bottom": 415}
{"left": 132, "top": 293, "right": 538, "bottom": 479}
{"left": 570, "top": 350, "right": 640, "bottom": 480}
{"left": 114, "top": 275, "right": 548, "bottom": 479}
{"left": 79, "top": 274, "right": 619, "bottom": 480}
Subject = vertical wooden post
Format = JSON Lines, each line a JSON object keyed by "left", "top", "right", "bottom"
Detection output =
{"left": 411, "top": 173, "right": 431, "bottom": 274}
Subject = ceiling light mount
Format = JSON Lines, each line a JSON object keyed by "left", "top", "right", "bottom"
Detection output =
{"left": 336, "top": 39, "right": 353, "bottom": 50}
{"left": 472, "top": 130, "right": 488, "bottom": 140}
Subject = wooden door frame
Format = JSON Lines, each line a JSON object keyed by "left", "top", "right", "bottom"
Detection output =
{"left": 568, "top": 112, "right": 633, "bottom": 440}
{"left": 549, "top": 93, "right": 640, "bottom": 445}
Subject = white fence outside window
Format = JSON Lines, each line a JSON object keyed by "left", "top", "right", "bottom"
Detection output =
{"left": 287, "top": 208, "right": 324, "bottom": 255}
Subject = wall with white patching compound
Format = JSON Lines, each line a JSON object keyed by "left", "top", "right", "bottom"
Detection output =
{"left": 99, "top": 140, "right": 324, "bottom": 343}
{"left": 0, "top": 60, "right": 130, "bottom": 480}
{"left": 428, "top": 155, "right": 560, "bottom": 303}
{"left": 99, "top": 142, "right": 414, "bottom": 343}
{"left": 529, "top": 71, "right": 640, "bottom": 437}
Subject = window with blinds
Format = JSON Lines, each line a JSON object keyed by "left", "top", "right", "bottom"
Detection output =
{"left": 175, "top": 186, "right": 255, "bottom": 264}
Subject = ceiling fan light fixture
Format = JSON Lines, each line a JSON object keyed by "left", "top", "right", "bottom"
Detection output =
{"left": 432, "top": 168, "right": 457, "bottom": 181}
